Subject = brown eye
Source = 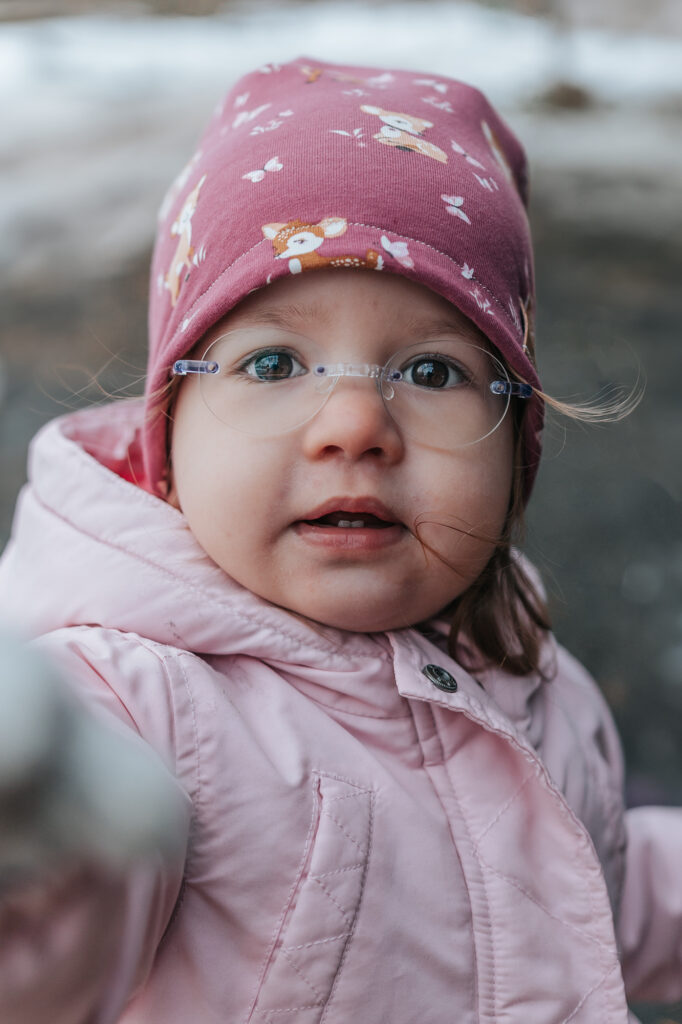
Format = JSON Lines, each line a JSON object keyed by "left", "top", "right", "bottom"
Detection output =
{"left": 404, "top": 356, "right": 464, "bottom": 389}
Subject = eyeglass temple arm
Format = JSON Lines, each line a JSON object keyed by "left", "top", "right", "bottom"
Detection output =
{"left": 173, "top": 360, "right": 219, "bottom": 376}
{"left": 490, "top": 381, "right": 533, "bottom": 398}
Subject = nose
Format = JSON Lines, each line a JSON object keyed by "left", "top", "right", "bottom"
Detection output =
{"left": 301, "top": 378, "right": 405, "bottom": 463}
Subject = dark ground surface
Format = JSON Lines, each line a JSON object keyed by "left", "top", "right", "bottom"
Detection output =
{"left": 1, "top": 180, "right": 681, "bottom": 1021}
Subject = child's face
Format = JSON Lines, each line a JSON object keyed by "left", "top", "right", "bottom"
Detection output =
{"left": 168, "top": 271, "right": 514, "bottom": 632}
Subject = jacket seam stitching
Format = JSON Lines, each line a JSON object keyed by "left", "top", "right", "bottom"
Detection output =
{"left": 310, "top": 771, "right": 373, "bottom": 792}
{"left": 319, "top": 788, "right": 374, "bottom": 1023}
{"left": 290, "top": 694, "right": 410, "bottom": 720}
{"left": 473, "top": 771, "right": 533, "bottom": 844}
{"left": 254, "top": 1005, "right": 325, "bottom": 1017}
{"left": 320, "top": 808, "right": 368, "bottom": 858}
{"left": 407, "top": 699, "right": 482, "bottom": 1019}
{"left": 284, "top": 932, "right": 350, "bottom": 952}
{"left": 173, "top": 653, "right": 203, "bottom": 809}
{"left": 314, "top": 863, "right": 365, "bottom": 879}
{"left": 244, "top": 775, "right": 321, "bottom": 1023}
{"left": 477, "top": 853, "right": 613, "bottom": 951}
{"left": 559, "top": 962, "right": 620, "bottom": 1024}
{"left": 430, "top": 705, "right": 490, "bottom": 1020}
{"left": 278, "top": 949, "right": 326, "bottom": 1004}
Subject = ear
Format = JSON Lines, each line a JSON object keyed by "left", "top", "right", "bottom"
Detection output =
{"left": 360, "top": 105, "right": 382, "bottom": 116}
{"left": 262, "top": 222, "right": 287, "bottom": 239}
{"left": 318, "top": 217, "right": 348, "bottom": 238}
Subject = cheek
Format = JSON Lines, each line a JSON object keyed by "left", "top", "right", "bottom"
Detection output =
{"left": 412, "top": 429, "right": 514, "bottom": 557}
{"left": 171, "top": 443, "right": 263, "bottom": 584}
{"left": 168, "top": 393, "right": 210, "bottom": 506}
{"left": 169, "top": 389, "right": 292, "bottom": 576}
{"left": 168, "top": 390, "right": 241, "bottom": 540}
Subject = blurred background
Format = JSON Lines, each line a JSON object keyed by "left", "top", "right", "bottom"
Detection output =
{"left": 1, "top": 2, "right": 681, "bottom": 1018}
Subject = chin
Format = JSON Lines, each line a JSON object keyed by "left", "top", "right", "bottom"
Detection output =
{"left": 287, "top": 596, "right": 430, "bottom": 635}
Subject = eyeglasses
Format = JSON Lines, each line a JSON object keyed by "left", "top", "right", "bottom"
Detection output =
{"left": 172, "top": 327, "right": 532, "bottom": 448}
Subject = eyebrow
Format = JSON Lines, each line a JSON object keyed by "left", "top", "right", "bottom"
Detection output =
{"left": 234, "top": 303, "right": 333, "bottom": 330}
{"left": 399, "top": 314, "right": 487, "bottom": 345}
{"left": 233, "top": 304, "right": 486, "bottom": 344}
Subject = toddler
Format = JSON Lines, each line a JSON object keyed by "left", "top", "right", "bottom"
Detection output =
{"left": 0, "top": 56, "right": 680, "bottom": 1024}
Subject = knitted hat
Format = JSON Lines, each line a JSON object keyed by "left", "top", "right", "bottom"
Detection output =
{"left": 145, "top": 56, "right": 543, "bottom": 497}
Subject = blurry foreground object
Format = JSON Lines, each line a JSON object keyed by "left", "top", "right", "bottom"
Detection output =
{"left": 0, "top": 631, "right": 188, "bottom": 881}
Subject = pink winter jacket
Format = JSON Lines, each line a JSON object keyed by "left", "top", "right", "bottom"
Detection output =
{"left": 0, "top": 401, "right": 680, "bottom": 1024}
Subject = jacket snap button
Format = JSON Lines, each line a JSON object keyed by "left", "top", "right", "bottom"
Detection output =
{"left": 422, "top": 664, "right": 458, "bottom": 692}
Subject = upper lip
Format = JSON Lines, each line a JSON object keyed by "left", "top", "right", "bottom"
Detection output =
{"left": 298, "top": 497, "right": 400, "bottom": 524}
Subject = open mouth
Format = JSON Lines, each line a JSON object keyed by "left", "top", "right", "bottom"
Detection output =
{"left": 304, "top": 511, "right": 396, "bottom": 529}
{"left": 295, "top": 500, "right": 404, "bottom": 550}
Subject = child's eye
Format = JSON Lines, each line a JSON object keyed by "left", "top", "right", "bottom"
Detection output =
{"left": 240, "top": 348, "right": 306, "bottom": 382}
{"left": 401, "top": 354, "right": 469, "bottom": 390}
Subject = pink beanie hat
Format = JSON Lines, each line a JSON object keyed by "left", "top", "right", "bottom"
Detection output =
{"left": 145, "top": 56, "right": 543, "bottom": 496}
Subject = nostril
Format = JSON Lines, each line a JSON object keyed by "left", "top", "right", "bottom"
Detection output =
{"left": 301, "top": 386, "right": 405, "bottom": 462}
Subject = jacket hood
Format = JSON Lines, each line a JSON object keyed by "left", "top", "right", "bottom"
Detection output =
{"left": 0, "top": 402, "right": 376, "bottom": 659}
{"left": 0, "top": 401, "right": 548, "bottom": 725}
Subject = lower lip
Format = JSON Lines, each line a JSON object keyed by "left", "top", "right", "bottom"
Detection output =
{"left": 293, "top": 522, "right": 404, "bottom": 552}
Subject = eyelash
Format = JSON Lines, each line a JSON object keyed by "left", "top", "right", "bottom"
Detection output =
{"left": 399, "top": 353, "right": 474, "bottom": 389}
{"left": 236, "top": 347, "right": 307, "bottom": 382}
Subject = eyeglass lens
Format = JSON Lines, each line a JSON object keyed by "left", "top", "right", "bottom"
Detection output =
{"left": 194, "top": 328, "right": 512, "bottom": 448}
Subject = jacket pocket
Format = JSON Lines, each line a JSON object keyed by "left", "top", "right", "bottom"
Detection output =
{"left": 247, "top": 772, "right": 374, "bottom": 1024}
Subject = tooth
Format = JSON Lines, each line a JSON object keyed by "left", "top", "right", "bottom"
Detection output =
{"left": 336, "top": 519, "right": 365, "bottom": 528}
{"left": 350, "top": 520, "right": 365, "bottom": 528}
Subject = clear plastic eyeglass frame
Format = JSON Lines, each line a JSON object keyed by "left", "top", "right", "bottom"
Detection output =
{"left": 172, "top": 331, "right": 533, "bottom": 449}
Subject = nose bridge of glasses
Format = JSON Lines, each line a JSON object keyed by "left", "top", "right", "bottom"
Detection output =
{"left": 313, "top": 361, "right": 383, "bottom": 381}
{"left": 312, "top": 361, "right": 398, "bottom": 398}
{"left": 308, "top": 364, "right": 409, "bottom": 443}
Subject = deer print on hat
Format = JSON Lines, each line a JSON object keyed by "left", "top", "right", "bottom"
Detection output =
{"left": 262, "top": 217, "right": 383, "bottom": 274}
{"left": 164, "top": 175, "right": 207, "bottom": 307}
{"left": 360, "top": 106, "right": 447, "bottom": 163}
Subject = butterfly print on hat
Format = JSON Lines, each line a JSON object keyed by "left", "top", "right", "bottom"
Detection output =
{"left": 470, "top": 286, "right": 495, "bottom": 317}
{"left": 421, "top": 95, "right": 454, "bottom": 114}
{"left": 473, "top": 173, "right": 500, "bottom": 192}
{"left": 451, "top": 138, "right": 486, "bottom": 171}
{"left": 242, "top": 156, "right": 284, "bottom": 183}
{"left": 441, "top": 194, "right": 471, "bottom": 223}
{"left": 413, "top": 78, "right": 449, "bottom": 95}
{"left": 249, "top": 111, "right": 294, "bottom": 136}
{"left": 380, "top": 235, "right": 414, "bottom": 269}
{"left": 329, "top": 126, "right": 366, "bottom": 147}
{"left": 232, "top": 104, "right": 271, "bottom": 130}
